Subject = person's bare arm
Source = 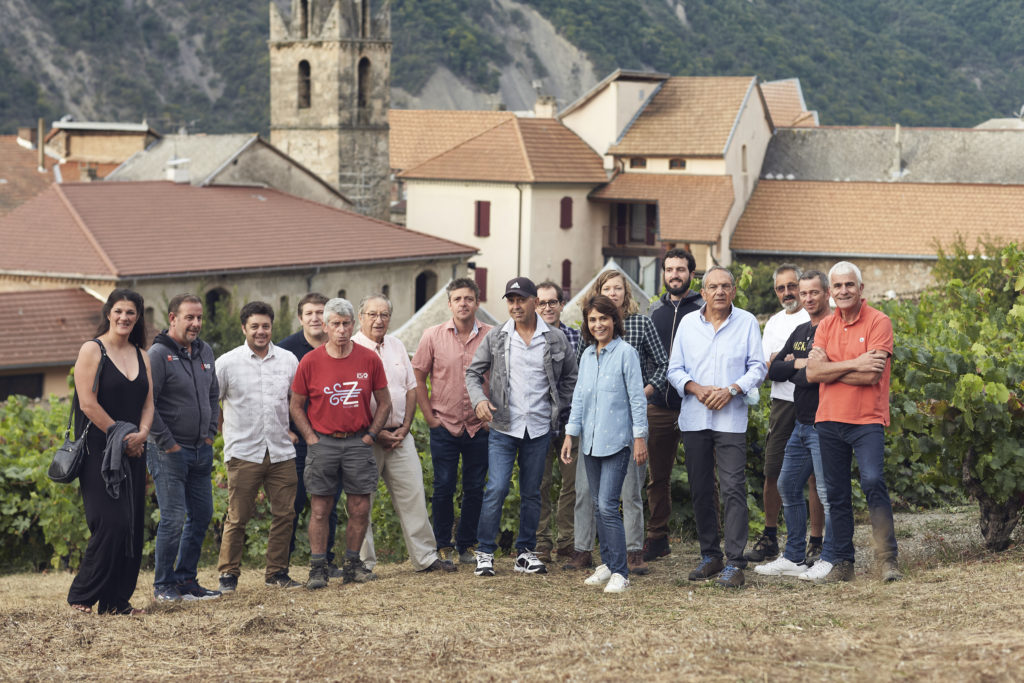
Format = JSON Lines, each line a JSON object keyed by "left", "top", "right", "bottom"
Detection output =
{"left": 413, "top": 368, "right": 440, "bottom": 428}
{"left": 379, "top": 388, "right": 417, "bottom": 449}
{"left": 289, "top": 392, "right": 319, "bottom": 444}
{"left": 806, "top": 348, "right": 886, "bottom": 384}
{"left": 363, "top": 387, "right": 393, "bottom": 446}
{"left": 74, "top": 341, "right": 116, "bottom": 432}
{"left": 122, "top": 353, "right": 155, "bottom": 458}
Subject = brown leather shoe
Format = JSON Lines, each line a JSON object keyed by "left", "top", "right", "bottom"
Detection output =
{"left": 627, "top": 550, "right": 650, "bottom": 576}
{"left": 555, "top": 546, "right": 575, "bottom": 559}
{"left": 562, "top": 550, "right": 593, "bottom": 570}
{"left": 536, "top": 547, "right": 553, "bottom": 563}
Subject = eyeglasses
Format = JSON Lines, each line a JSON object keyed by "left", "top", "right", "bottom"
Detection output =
{"left": 774, "top": 283, "right": 799, "bottom": 293}
{"left": 537, "top": 300, "right": 562, "bottom": 308}
{"left": 362, "top": 312, "right": 391, "bottom": 320}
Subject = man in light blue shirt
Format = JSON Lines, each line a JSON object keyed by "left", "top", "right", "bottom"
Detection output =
{"left": 667, "top": 266, "right": 766, "bottom": 588}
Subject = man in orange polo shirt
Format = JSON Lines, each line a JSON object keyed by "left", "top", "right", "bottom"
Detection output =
{"left": 807, "top": 261, "right": 900, "bottom": 583}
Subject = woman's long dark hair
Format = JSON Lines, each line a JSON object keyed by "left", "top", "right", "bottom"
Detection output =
{"left": 96, "top": 288, "right": 147, "bottom": 348}
{"left": 580, "top": 295, "right": 625, "bottom": 347}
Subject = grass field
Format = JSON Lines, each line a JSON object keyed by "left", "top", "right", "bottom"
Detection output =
{"left": 2, "top": 507, "right": 1022, "bottom": 681}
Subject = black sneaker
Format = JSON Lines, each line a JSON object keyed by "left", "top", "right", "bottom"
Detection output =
{"left": 642, "top": 536, "right": 671, "bottom": 562}
{"left": 342, "top": 557, "right": 378, "bottom": 584}
{"left": 177, "top": 579, "right": 221, "bottom": 600}
{"left": 417, "top": 557, "right": 458, "bottom": 573}
{"left": 688, "top": 555, "right": 725, "bottom": 581}
{"left": 805, "top": 540, "right": 823, "bottom": 566}
{"left": 218, "top": 574, "right": 238, "bottom": 594}
{"left": 743, "top": 531, "right": 780, "bottom": 562}
{"left": 266, "top": 571, "right": 303, "bottom": 589}
{"left": 306, "top": 562, "right": 329, "bottom": 590}
{"left": 326, "top": 562, "right": 344, "bottom": 578}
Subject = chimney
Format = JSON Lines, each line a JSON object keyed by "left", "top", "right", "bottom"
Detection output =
{"left": 165, "top": 157, "right": 191, "bottom": 184}
{"left": 534, "top": 95, "right": 557, "bottom": 119}
{"left": 37, "top": 118, "right": 45, "bottom": 172}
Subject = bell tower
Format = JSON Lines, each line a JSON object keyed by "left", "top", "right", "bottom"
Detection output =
{"left": 269, "top": 0, "right": 391, "bottom": 220}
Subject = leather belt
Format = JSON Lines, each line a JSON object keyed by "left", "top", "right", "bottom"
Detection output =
{"left": 326, "top": 429, "right": 367, "bottom": 439}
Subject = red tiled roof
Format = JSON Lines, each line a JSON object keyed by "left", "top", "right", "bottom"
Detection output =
{"left": 389, "top": 110, "right": 516, "bottom": 170}
{"left": 399, "top": 118, "right": 607, "bottom": 183}
{"left": 590, "top": 173, "right": 734, "bottom": 243}
{"left": 609, "top": 77, "right": 760, "bottom": 157}
{"left": 760, "top": 79, "right": 818, "bottom": 128}
{"left": 0, "top": 288, "right": 104, "bottom": 369}
{"left": 731, "top": 180, "right": 1024, "bottom": 256}
{"left": 0, "top": 181, "right": 476, "bottom": 279}
{"left": 0, "top": 136, "right": 57, "bottom": 215}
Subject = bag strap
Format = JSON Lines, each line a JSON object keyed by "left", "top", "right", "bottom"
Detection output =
{"left": 91, "top": 338, "right": 108, "bottom": 394}
{"left": 66, "top": 339, "right": 106, "bottom": 440}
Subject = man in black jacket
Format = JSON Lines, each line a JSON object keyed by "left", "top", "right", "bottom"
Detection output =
{"left": 642, "top": 248, "right": 703, "bottom": 561}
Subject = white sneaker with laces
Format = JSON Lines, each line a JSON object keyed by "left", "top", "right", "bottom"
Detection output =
{"left": 604, "top": 573, "right": 630, "bottom": 593}
{"left": 474, "top": 551, "right": 495, "bottom": 577}
{"left": 754, "top": 556, "right": 809, "bottom": 577}
{"left": 799, "top": 559, "right": 833, "bottom": 582}
{"left": 584, "top": 564, "right": 612, "bottom": 586}
{"left": 513, "top": 550, "right": 548, "bottom": 574}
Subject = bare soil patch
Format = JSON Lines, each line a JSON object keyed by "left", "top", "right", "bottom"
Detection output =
{"left": 2, "top": 507, "right": 1022, "bottom": 681}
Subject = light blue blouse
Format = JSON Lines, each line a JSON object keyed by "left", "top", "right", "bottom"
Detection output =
{"left": 565, "top": 337, "right": 648, "bottom": 457}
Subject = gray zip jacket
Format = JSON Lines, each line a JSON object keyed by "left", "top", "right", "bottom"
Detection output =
{"left": 465, "top": 316, "right": 578, "bottom": 435}
{"left": 148, "top": 331, "right": 220, "bottom": 452}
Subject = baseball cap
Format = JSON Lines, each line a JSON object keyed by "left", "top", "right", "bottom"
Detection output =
{"left": 502, "top": 277, "right": 538, "bottom": 298}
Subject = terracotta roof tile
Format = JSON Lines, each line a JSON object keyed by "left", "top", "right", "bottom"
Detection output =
{"left": 732, "top": 180, "right": 1024, "bottom": 257}
{"left": 0, "top": 136, "right": 57, "bottom": 215}
{"left": 760, "top": 79, "right": 818, "bottom": 128}
{"left": 0, "top": 182, "right": 476, "bottom": 279}
{"left": 389, "top": 110, "right": 515, "bottom": 170}
{"left": 591, "top": 173, "right": 734, "bottom": 243}
{"left": 609, "top": 77, "right": 759, "bottom": 157}
{"left": 0, "top": 288, "right": 104, "bottom": 369}
{"left": 399, "top": 118, "right": 606, "bottom": 184}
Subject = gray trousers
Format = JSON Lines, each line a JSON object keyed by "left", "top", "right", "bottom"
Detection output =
{"left": 573, "top": 447, "right": 646, "bottom": 553}
{"left": 681, "top": 430, "right": 748, "bottom": 568}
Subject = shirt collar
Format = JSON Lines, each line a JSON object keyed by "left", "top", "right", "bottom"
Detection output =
{"left": 502, "top": 313, "right": 550, "bottom": 336}
{"left": 445, "top": 318, "right": 479, "bottom": 336}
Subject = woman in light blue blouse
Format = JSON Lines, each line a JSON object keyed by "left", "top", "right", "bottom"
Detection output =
{"left": 561, "top": 296, "right": 648, "bottom": 593}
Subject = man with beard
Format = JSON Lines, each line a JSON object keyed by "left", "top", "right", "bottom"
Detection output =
{"left": 745, "top": 264, "right": 811, "bottom": 564}
{"left": 641, "top": 249, "right": 703, "bottom": 561}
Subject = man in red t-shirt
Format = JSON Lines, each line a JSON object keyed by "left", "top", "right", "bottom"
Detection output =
{"left": 290, "top": 298, "right": 390, "bottom": 589}
{"left": 807, "top": 261, "right": 900, "bottom": 584}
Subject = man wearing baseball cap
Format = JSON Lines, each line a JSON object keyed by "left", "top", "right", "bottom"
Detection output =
{"left": 465, "top": 277, "right": 578, "bottom": 576}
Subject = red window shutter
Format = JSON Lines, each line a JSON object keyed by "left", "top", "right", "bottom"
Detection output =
{"left": 475, "top": 200, "right": 491, "bottom": 237}
{"left": 561, "top": 259, "right": 572, "bottom": 298}
{"left": 646, "top": 203, "right": 657, "bottom": 245}
{"left": 475, "top": 267, "right": 488, "bottom": 302}
{"left": 559, "top": 196, "right": 573, "bottom": 229}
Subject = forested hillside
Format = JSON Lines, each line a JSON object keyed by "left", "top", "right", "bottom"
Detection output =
{"left": 0, "top": 0, "right": 1022, "bottom": 134}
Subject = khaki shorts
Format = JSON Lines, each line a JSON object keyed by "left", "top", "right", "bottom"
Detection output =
{"left": 763, "top": 398, "right": 797, "bottom": 479}
{"left": 304, "top": 433, "right": 378, "bottom": 496}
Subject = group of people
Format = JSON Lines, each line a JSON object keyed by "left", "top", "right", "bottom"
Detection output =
{"left": 64, "top": 248, "right": 901, "bottom": 613}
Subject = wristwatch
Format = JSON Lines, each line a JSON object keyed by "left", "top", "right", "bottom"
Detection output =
{"left": 728, "top": 386, "right": 738, "bottom": 397}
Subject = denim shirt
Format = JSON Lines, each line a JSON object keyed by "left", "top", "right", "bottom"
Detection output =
{"left": 565, "top": 337, "right": 648, "bottom": 457}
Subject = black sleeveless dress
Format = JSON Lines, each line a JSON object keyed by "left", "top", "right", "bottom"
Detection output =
{"left": 67, "top": 341, "right": 149, "bottom": 614}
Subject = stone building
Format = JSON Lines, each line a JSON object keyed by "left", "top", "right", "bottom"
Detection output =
{"left": 269, "top": 0, "right": 391, "bottom": 220}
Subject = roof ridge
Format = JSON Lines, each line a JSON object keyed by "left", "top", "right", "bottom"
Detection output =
{"left": 512, "top": 119, "right": 535, "bottom": 183}
{"left": 400, "top": 117, "right": 516, "bottom": 176}
{"left": 53, "top": 185, "right": 118, "bottom": 276}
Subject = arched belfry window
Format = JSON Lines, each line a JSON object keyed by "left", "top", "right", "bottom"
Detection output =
{"left": 357, "top": 57, "right": 370, "bottom": 124}
{"left": 298, "top": 60, "right": 311, "bottom": 109}
{"left": 298, "top": 0, "right": 309, "bottom": 38}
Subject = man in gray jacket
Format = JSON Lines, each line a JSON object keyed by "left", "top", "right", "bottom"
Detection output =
{"left": 465, "top": 277, "right": 577, "bottom": 577}
{"left": 148, "top": 294, "right": 221, "bottom": 602}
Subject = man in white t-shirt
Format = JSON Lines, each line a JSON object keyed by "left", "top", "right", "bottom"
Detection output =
{"left": 745, "top": 265, "right": 812, "bottom": 563}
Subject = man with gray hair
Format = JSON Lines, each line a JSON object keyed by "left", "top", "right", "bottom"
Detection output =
{"left": 290, "top": 297, "right": 392, "bottom": 589}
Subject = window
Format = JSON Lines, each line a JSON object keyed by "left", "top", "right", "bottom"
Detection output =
{"left": 298, "top": 0, "right": 309, "bottom": 38}
{"left": 611, "top": 203, "right": 657, "bottom": 245}
{"left": 629, "top": 204, "right": 648, "bottom": 242}
{"left": 669, "top": 158, "right": 686, "bottom": 170}
{"left": 337, "top": 289, "right": 346, "bottom": 299}
{"left": 415, "top": 270, "right": 438, "bottom": 310}
{"left": 474, "top": 267, "right": 488, "bottom": 302}
{"left": 205, "top": 287, "right": 230, "bottom": 316}
{"left": 381, "top": 284, "right": 389, "bottom": 297}
{"left": 362, "top": 0, "right": 371, "bottom": 38}
{"left": 357, "top": 57, "right": 370, "bottom": 124}
{"left": 561, "top": 259, "right": 572, "bottom": 298}
{"left": 0, "top": 373, "right": 43, "bottom": 400}
{"left": 474, "top": 200, "right": 491, "bottom": 237}
{"left": 741, "top": 144, "right": 748, "bottom": 173}
{"left": 629, "top": 158, "right": 647, "bottom": 169}
{"left": 559, "top": 196, "right": 573, "bottom": 229}
{"left": 298, "top": 60, "right": 311, "bottom": 109}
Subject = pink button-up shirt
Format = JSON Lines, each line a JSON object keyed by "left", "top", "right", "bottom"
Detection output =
{"left": 412, "top": 319, "right": 493, "bottom": 437}
{"left": 353, "top": 331, "right": 417, "bottom": 429}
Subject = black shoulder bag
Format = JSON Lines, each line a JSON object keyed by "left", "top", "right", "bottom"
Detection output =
{"left": 47, "top": 340, "right": 107, "bottom": 483}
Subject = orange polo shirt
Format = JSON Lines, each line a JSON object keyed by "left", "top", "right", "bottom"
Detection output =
{"left": 814, "top": 301, "right": 893, "bottom": 426}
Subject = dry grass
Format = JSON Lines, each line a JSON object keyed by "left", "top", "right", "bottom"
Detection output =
{"left": 2, "top": 507, "right": 1023, "bottom": 682}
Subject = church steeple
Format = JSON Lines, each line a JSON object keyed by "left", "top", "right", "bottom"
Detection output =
{"left": 269, "top": 0, "right": 391, "bottom": 220}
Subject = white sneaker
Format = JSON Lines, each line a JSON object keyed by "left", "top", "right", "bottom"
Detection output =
{"left": 474, "top": 551, "right": 495, "bottom": 577}
{"left": 513, "top": 550, "right": 548, "bottom": 574}
{"left": 584, "top": 564, "right": 612, "bottom": 586}
{"left": 799, "top": 559, "right": 833, "bottom": 582}
{"left": 754, "top": 556, "right": 809, "bottom": 577}
{"left": 604, "top": 573, "right": 630, "bottom": 593}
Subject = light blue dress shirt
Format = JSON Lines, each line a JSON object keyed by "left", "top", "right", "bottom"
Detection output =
{"left": 667, "top": 304, "right": 766, "bottom": 434}
{"left": 565, "top": 337, "right": 648, "bottom": 457}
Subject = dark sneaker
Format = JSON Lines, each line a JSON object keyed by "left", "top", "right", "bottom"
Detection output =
{"left": 688, "top": 555, "right": 725, "bottom": 581}
{"left": 642, "top": 536, "right": 671, "bottom": 562}
{"left": 153, "top": 585, "right": 182, "bottom": 602}
{"left": 177, "top": 579, "right": 221, "bottom": 601}
{"left": 716, "top": 565, "right": 745, "bottom": 588}
{"left": 418, "top": 557, "right": 458, "bottom": 573}
{"left": 513, "top": 549, "right": 548, "bottom": 574}
{"left": 805, "top": 541, "right": 823, "bottom": 566}
{"left": 562, "top": 550, "right": 593, "bottom": 571}
{"left": 881, "top": 559, "right": 903, "bottom": 582}
{"left": 342, "top": 557, "right": 378, "bottom": 584}
{"left": 306, "top": 562, "right": 329, "bottom": 590}
{"left": 326, "top": 562, "right": 345, "bottom": 578}
{"left": 458, "top": 546, "right": 477, "bottom": 565}
{"left": 266, "top": 572, "right": 303, "bottom": 589}
{"left": 743, "top": 531, "right": 780, "bottom": 562}
{"left": 815, "top": 559, "right": 855, "bottom": 584}
{"left": 438, "top": 547, "right": 457, "bottom": 564}
{"left": 218, "top": 574, "right": 238, "bottom": 594}
{"left": 627, "top": 550, "right": 650, "bottom": 576}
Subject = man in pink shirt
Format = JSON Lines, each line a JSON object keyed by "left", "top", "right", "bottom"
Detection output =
{"left": 412, "top": 278, "right": 494, "bottom": 565}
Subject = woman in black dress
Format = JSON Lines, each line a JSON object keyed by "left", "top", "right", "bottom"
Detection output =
{"left": 67, "top": 289, "right": 154, "bottom": 615}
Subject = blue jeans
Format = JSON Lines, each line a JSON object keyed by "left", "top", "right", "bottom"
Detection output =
{"left": 583, "top": 448, "right": 630, "bottom": 577}
{"left": 429, "top": 426, "right": 489, "bottom": 552}
{"left": 778, "top": 421, "right": 832, "bottom": 564}
{"left": 476, "top": 429, "right": 551, "bottom": 554}
{"left": 816, "top": 422, "right": 898, "bottom": 564}
{"left": 148, "top": 443, "right": 215, "bottom": 589}
{"left": 289, "top": 442, "right": 343, "bottom": 563}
